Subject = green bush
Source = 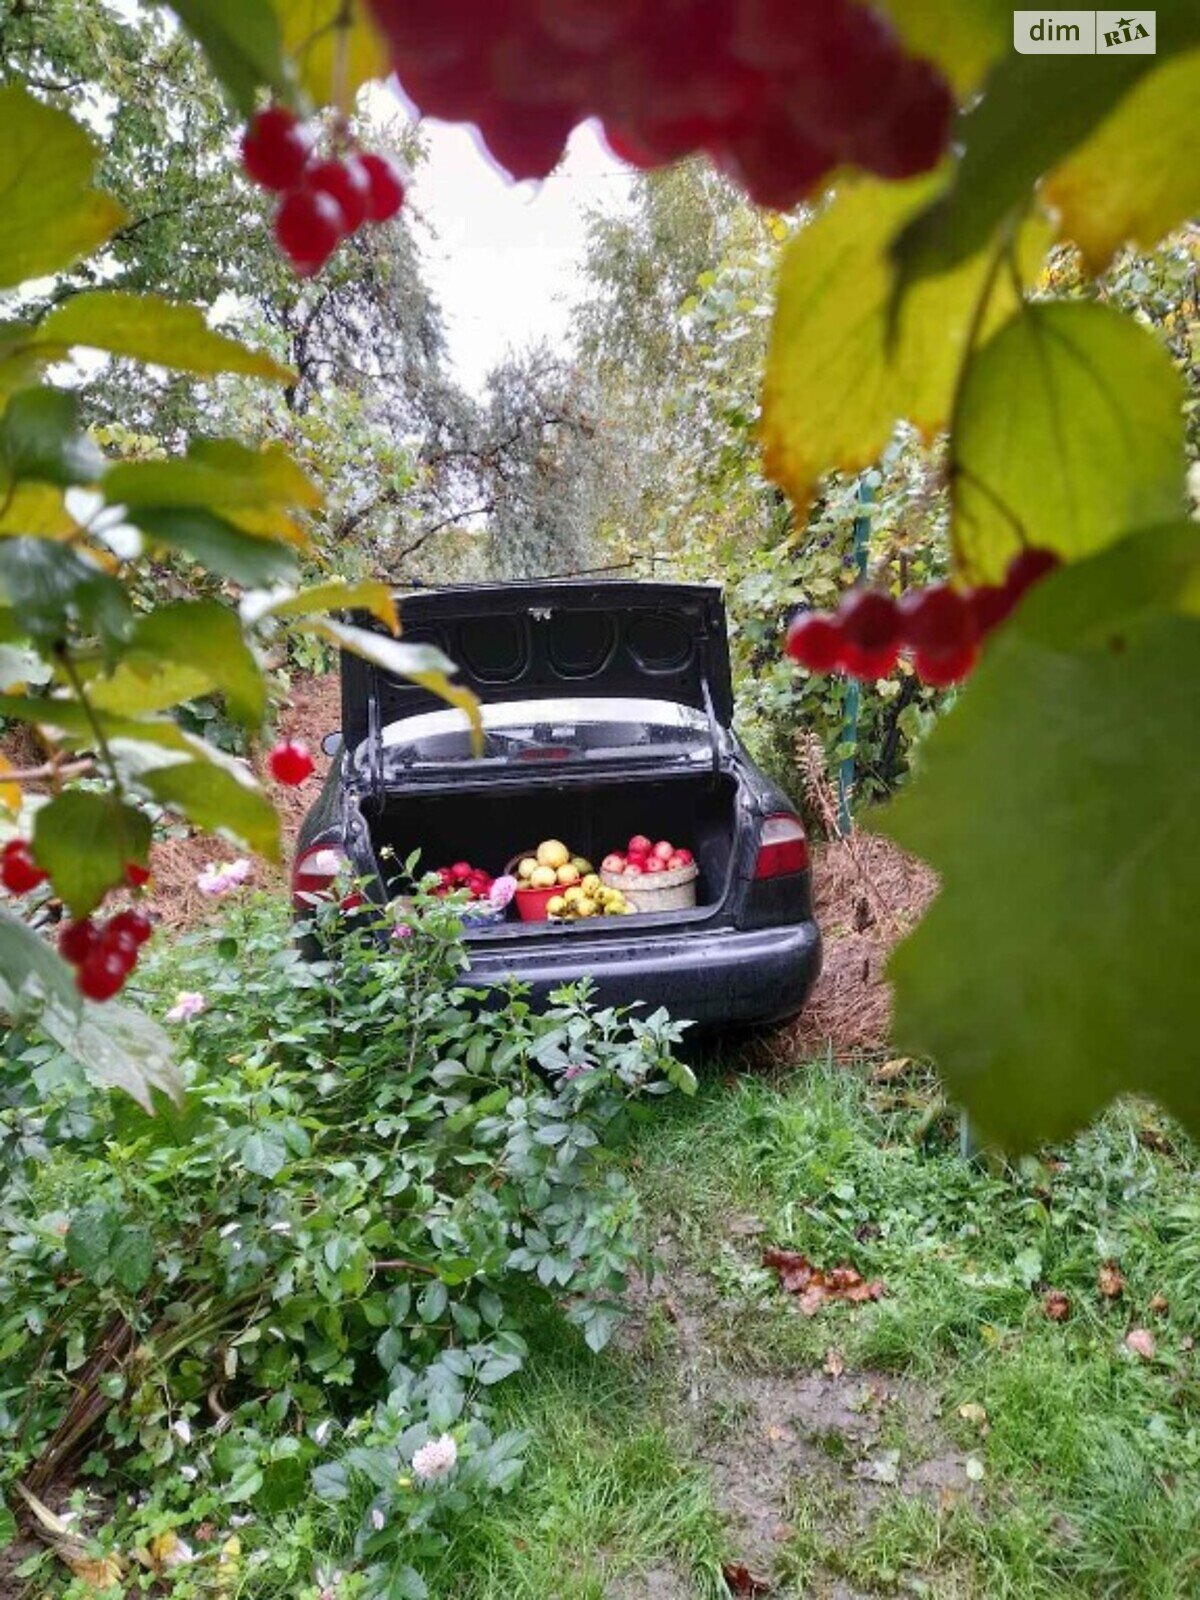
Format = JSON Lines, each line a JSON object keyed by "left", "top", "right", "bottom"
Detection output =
{"left": 0, "top": 887, "right": 694, "bottom": 1598}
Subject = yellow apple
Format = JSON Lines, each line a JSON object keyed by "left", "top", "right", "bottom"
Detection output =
{"left": 536, "top": 839, "right": 570, "bottom": 869}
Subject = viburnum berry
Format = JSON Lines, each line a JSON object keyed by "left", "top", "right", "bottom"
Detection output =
{"left": 914, "top": 641, "right": 980, "bottom": 688}
{"left": 1, "top": 839, "right": 47, "bottom": 895}
{"left": 840, "top": 588, "right": 901, "bottom": 648}
{"left": 308, "top": 157, "right": 371, "bottom": 233}
{"left": 76, "top": 947, "right": 129, "bottom": 1003}
{"left": 107, "top": 909, "right": 153, "bottom": 948}
{"left": 838, "top": 589, "right": 902, "bottom": 679}
{"left": 785, "top": 613, "right": 843, "bottom": 673}
{"left": 969, "top": 583, "right": 1013, "bottom": 636}
{"left": 1005, "top": 547, "right": 1061, "bottom": 602}
{"left": 241, "top": 106, "right": 312, "bottom": 192}
{"left": 124, "top": 860, "right": 152, "bottom": 889}
{"left": 274, "top": 189, "right": 345, "bottom": 275}
{"left": 899, "top": 584, "right": 979, "bottom": 659}
{"left": 58, "top": 918, "right": 99, "bottom": 966}
{"left": 357, "top": 153, "right": 407, "bottom": 221}
{"left": 268, "top": 739, "right": 315, "bottom": 786}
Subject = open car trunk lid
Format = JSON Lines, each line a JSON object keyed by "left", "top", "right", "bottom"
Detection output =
{"left": 340, "top": 580, "right": 734, "bottom": 761}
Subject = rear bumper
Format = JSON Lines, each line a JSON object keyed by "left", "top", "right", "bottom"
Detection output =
{"left": 460, "top": 918, "right": 822, "bottom": 1029}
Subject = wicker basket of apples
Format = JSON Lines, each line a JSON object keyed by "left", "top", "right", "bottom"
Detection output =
{"left": 600, "top": 836, "right": 697, "bottom": 913}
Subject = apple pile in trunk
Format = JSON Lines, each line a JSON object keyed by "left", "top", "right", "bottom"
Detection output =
{"left": 602, "top": 836, "right": 694, "bottom": 878}
{"left": 516, "top": 840, "right": 594, "bottom": 891}
{"left": 433, "top": 861, "right": 495, "bottom": 901}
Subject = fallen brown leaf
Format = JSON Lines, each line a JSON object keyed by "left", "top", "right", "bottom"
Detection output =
{"left": 1149, "top": 1294, "right": 1169, "bottom": 1316}
{"left": 1097, "top": 1261, "right": 1125, "bottom": 1300}
{"left": 1125, "top": 1328, "right": 1156, "bottom": 1360}
{"left": 1043, "top": 1290, "right": 1071, "bottom": 1322}
{"left": 958, "top": 1402, "right": 990, "bottom": 1435}
{"left": 722, "top": 1559, "right": 772, "bottom": 1595}
{"left": 871, "top": 1057, "right": 913, "bottom": 1083}
{"left": 823, "top": 1348, "right": 846, "bottom": 1378}
{"left": 763, "top": 1248, "right": 886, "bottom": 1314}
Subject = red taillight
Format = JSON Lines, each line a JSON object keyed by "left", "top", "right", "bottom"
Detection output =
{"left": 291, "top": 843, "right": 351, "bottom": 911}
{"left": 753, "top": 813, "right": 810, "bottom": 879}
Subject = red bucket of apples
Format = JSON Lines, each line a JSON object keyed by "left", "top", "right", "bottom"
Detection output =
{"left": 508, "top": 840, "right": 595, "bottom": 922}
{"left": 600, "top": 835, "right": 697, "bottom": 914}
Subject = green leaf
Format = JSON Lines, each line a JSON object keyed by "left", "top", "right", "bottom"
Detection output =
{"left": 0, "top": 85, "right": 127, "bottom": 289}
{"left": 1043, "top": 48, "right": 1200, "bottom": 273}
{"left": 131, "top": 507, "right": 300, "bottom": 587}
{"left": 110, "top": 1226, "right": 154, "bottom": 1293}
{"left": 169, "top": 0, "right": 290, "bottom": 116}
{"left": 891, "top": 1, "right": 1200, "bottom": 286}
{"left": 0, "top": 904, "right": 180, "bottom": 1109}
{"left": 66, "top": 1206, "right": 117, "bottom": 1278}
{"left": 105, "top": 439, "right": 320, "bottom": 516}
{"left": 761, "top": 176, "right": 1048, "bottom": 510}
{"left": 0, "top": 692, "right": 193, "bottom": 755}
{"left": 304, "top": 619, "right": 482, "bottom": 753}
{"left": 90, "top": 601, "right": 266, "bottom": 726}
{"left": 874, "top": 522, "right": 1200, "bottom": 1148}
{"left": 952, "top": 302, "right": 1186, "bottom": 581}
{"left": 34, "top": 791, "right": 152, "bottom": 916}
{"left": 38, "top": 292, "right": 295, "bottom": 384}
{"left": 142, "top": 758, "right": 280, "bottom": 859}
{"left": 0, "top": 388, "right": 103, "bottom": 488}
{"left": 242, "top": 1129, "right": 288, "bottom": 1179}
{"left": 0, "top": 539, "right": 131, "bottom": 644}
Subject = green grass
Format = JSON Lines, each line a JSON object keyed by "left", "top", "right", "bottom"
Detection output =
{"left": 422, "top": 1058, "right": 1200, "bottom": 1599}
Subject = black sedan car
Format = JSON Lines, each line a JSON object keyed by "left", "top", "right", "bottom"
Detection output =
{"left": 293, "top": 581, "right": 821, "bottom": 1029}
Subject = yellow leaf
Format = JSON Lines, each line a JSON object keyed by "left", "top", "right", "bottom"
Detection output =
{"left": 0, "top": 755, "right": 21, "bottom": 813}
{"left": 0, "top": 483, "right": 75, "bottom": 539}
{"left": 1044, "top": 49, "right": 1200, "bottom": 273}
{"left": 64, "top": 1552, "right": 124, "bottom": 1589}
{"left": 268, "top": 578, "right": 399, "bottom": 633}
{"left": 761, "top": 175, "right": 1049, "bottom": 512}
{"left": 878, "top": 0, "right": 1010, "bottom": 92}
{"left": 279, "top": 0, "right": 390, "bottom": 110}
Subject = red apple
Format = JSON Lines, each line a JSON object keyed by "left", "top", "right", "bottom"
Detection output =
{"left": 601, "top": 853, "right": 625, "bottom": 874}
{"left": 623, "top": 861, "right": 644, "bottom": 876}
{"left": 645, "top": 857, "right": 665, "bottom": 874}
{"left": 667, "top": 853, "right": 687, "bottom": 870}
{"left": 628, "top": 834, "right": 652, "bottom": 855}
{"left": 652, "top": 840, "right": 674, "bottom": 861}
{"left": 437, "top": 866, "right": 455, "bottom": 886}
{"left": 674, "top": 847, "right": 694, "bottom": 865}
{"left": 451, "top": 861, "right": 473, "bottom": 882}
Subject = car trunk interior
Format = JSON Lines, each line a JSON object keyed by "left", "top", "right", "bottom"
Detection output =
{"left": 365, "top": 770, "right": 741, "bottom": 933}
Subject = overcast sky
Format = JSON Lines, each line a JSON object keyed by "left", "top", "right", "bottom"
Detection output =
{"left": 390, "top": 105, "right": 635, "bottom": 395}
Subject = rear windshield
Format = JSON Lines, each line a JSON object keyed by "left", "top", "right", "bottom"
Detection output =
{"left": 352, "top": 697, "right": 714, "bottom": 772}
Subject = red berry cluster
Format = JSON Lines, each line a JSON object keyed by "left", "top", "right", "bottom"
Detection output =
{"left": 366, "top": 0, "right": 954, "bottom": 204}
{"left": 786, "top": 549, "right": 1061, "bottom": 686}
{"left": 60, "top": 910, "right": 153, "bottom": 1001}
{"left": 1, "top": 839, "right": 48, "bottom": 895}
{"left": 241, "top": 107, "right": 407, "bottom": 275}
{"left": 267, "top": 739, "right": 316, "bottom": 786}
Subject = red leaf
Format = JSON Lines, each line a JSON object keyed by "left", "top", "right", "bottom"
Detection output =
{"left": 764, "top": 1249, "right": 885, "bottom": 1311}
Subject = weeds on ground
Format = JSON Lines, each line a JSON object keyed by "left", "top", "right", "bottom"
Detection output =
{"left": 0, "top": 888, "right": 694, "bottom": 1598}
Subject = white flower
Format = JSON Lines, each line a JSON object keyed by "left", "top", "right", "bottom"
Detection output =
{"left": 197, "top": 859, "right": 251, "bottom": 896}
{"left": 370, "top": 1508, "right": 385, "bottom": 1531}
{"left": 166, "top": 991, "right": 206, "bottom": 1023}
{"left": 412, "top": 1433, "right": 458, "bottom": 1481}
